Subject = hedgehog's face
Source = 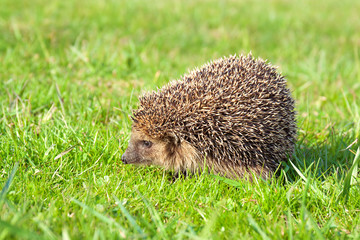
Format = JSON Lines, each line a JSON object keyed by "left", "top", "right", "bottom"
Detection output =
{"left": 121, "top": 128, "right": 168, "bottom": 166}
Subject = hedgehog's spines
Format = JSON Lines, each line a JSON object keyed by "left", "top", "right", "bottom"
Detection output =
{"left": 132, "top": 54, "right": 296, "bottom": 178}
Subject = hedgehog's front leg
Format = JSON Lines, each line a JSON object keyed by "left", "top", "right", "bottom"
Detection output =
{"left": 171, "top": 169, "right": 189, "bottom": 182}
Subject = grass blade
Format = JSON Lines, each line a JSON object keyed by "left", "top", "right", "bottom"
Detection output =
{"left": 113, "top": 195, "right": 144, "bottom": 235}
{"left": 289, "top": 160, "right": 327, "bottom": 204}
{"left": 0, "top": 219, "right": 45, "bottom": 240}
{"left": 212, "top": 174, "right": 242, "bottom": 187}
{"left": 247, "top": 214, "right": 270, "bottom": 240}
{"left": 338, "top": 147, "right": 360, "bottom": 203}
{"left": 0, "top": 162, "right": 19, "bottom": 203}
{"left": 71, "top": 198, "right": 127, "bottom": 238}
{"left": 136, "top": 189, "right": 169, "bottom": 240}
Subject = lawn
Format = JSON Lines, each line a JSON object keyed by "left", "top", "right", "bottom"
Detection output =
{"left": 1, "top": 0, "right": 360, "bottom": 239}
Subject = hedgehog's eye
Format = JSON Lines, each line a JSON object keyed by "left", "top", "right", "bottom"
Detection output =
{"left": 141, "top": 140, "right": 152, "bottom": 148}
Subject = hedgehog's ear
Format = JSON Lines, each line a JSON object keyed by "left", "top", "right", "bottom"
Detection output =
{"left": 166, "top": 132, "right": 181, "bottom": 147}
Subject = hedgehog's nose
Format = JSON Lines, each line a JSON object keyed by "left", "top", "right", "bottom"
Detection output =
{"left": 121, "top": 154, "right": 128, "bottom": 164}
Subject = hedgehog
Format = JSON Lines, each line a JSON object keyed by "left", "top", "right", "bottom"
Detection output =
{"left": 121, "top": 54, "right": 296, "bottom": 180}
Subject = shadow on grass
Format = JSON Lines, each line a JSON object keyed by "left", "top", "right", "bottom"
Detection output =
{"left": 286, "top": 133, "right": 358, "bottom": 182}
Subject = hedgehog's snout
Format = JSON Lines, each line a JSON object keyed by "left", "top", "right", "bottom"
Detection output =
{"left": 121, "top": 153, "right": 128, "bottom": 164}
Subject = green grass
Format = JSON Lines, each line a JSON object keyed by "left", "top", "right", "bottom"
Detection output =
{"left": 1, "top": 0, "right": 360, "bottom": 239}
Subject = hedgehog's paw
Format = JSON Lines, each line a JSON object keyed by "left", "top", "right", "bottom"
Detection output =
{"left": 170, "top": 170, "right": 189, "bottom": 182}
